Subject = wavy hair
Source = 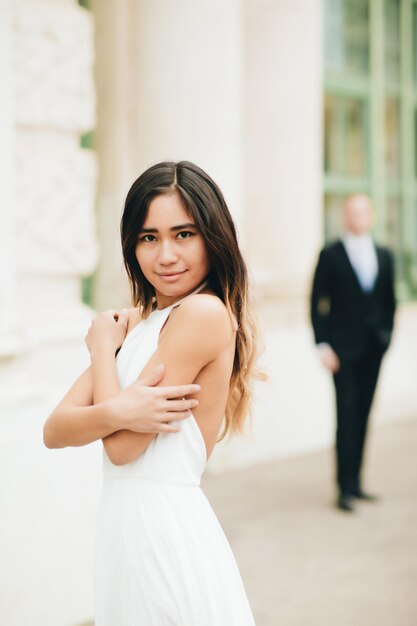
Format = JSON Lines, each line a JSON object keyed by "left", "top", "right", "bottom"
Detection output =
{"left": 120, "top": 161, "right": 265, "bottom": 440}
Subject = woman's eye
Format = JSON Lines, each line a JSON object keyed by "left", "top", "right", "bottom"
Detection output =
{"left": 177, "top": 231, "right": 194, "bottom": 240}
{"left": 139, "top": 234, "right": 156, "bottom": 242}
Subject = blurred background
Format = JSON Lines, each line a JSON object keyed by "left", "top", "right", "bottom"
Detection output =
{"left": 0, "top": 0, "right": 416, "bottom": 624}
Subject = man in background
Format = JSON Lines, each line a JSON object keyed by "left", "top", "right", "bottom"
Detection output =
{"left": 310, "top": 194, "right": 396, "bottom": 512}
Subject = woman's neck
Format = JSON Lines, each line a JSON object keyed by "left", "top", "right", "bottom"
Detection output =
{"left": 155, "top": 279, "right": 209, "bottom": 310}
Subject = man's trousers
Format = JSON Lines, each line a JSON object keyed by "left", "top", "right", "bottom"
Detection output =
{"left": 333, "top": 347, "right": 383, "bottom": 494}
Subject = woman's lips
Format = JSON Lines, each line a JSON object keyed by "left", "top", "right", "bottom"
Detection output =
{"left": 157, "top": 270, "right": 187, "bottom": 281}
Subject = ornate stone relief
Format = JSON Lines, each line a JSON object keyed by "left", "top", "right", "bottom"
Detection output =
{"left": 10, "top": 1, "right": 98, "bottom": 277}
{"left": 0, "top": 0, "right": 98, "bottom": 365}
{"left": 15, "top": 130, "right": 98, "bottom": 275}
{"left": 13, "top": 0, "right": 95, "bottom": 132}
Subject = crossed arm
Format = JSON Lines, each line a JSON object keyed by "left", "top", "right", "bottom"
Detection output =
{"left": 42, "top": 363, "right": 201, "bottom": 449}
{"left": 43, "top": 295, "right": 233, "bottom": 466}
{"left": 100, "top": 295, "right": 233, "bottom": 465}
{"left": 43, "top": 306, "right": 201, "bottom": 450}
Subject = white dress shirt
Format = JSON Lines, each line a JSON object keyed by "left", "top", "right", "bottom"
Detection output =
{"left": 342, "top": 232, "right": 378, "bottom": 293}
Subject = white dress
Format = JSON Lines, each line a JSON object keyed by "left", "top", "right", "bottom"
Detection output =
{"left": 95, "top": 292, "right": 256, "bottom": 626}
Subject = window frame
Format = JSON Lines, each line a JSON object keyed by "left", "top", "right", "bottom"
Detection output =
{"left": 323, "top": 0, "right": 417, "bottom": 300}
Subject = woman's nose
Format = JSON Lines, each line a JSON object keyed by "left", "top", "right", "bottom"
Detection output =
{"left": 159, "top": 241, "right": 178, "bottom": 264}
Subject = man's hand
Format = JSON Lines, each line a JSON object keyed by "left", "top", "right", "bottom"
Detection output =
{"left": 318, "top": 345, "right": 340, "bottom": 373}
{"left": 106, "top": 364, "right": 200, "bottom": 434}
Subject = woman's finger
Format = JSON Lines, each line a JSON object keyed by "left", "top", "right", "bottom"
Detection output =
{"left": 101, "top": 309, "right": 118, "bottom": 317}
{"left": 158, "top": 384, "right": 201, "bottom": 399}
{"left": 155, "top": 423, "right": 181, "bottom": 433}
{"left": 116, "top": 311, "right": 129, "bottom": 327}
{"left": 162, "top": 399, "right": 199, "bottom": 412}
{"left": 159, "top": 410, "right": 192, "bottom": 422}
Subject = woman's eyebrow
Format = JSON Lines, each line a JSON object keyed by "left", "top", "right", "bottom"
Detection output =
{"left": 139, "top": 222, "right": 197, "bottom": 233}
{"left": 170, "top": 223, "right": 196, "bottom": 231}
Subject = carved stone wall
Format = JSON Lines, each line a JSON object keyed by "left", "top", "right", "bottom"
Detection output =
{"left": 1, "top": 2, "right": 100, "bottom": 625}
{"left": 15, "top": 131, "right": 97, "bottom": 276}
{"left": 13, "top": 0, "right": 97, "bottom": 277}
{"left": 0, "top": 0, "right": 98, "bottom": 393}
{"left": 14, "top": 0, "right": 95, "bottom": 131}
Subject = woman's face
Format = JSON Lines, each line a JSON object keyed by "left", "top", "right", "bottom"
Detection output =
{"left": 135, "top": 192, "right": 211, "bottom": 308}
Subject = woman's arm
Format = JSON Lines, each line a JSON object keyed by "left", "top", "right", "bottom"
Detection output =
{"left": 44, "top": 310, "right": 201, "bottom": 450}
{"left": 43, "top": 363, "right": 201, "bottom": 449}
{"left": 89, "top": 340, "right": 158, "bottom": 462}
{"left": 44, "top": 308, "right": 128, "bottom": 449}
{"left": 43, "top": 366, "right": 119, "bottom": 448}
{"left": 87, "top": 309, "right": 200, "bottom": 464}
{"left": 103, "top": 295, "right": 234, "bottom": 466}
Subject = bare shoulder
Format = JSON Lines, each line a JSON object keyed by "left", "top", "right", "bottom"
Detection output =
{"left": 178, "top": 293, "right": 232, "bottom": 326}
{"left": 168, "top": 294, "right": 235, "bottom": 348}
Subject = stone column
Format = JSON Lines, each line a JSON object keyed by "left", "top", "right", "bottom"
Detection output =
{"left": 0, "top": 0, "right": 20, "bottom": 363}
{"left": 243, "top": 0, "right": 323, "bottom": 305}
{"left": 0, "top": 2, "right": 100, "bottom": 625}
{"left": 92, "top": 0, "right": 244, "bottom": 311}
{"left": 0, "top": 0, "right": 99, "bottom": 403}
{"left": 132, "top": 0, "right": 244, "bottom": 225}
{"left": 13, "top": 0, "right": 98, "bottom": 389}
{"left": 208, "top": 0, "right": 327, "bottom": 473}
{"left": 92, "top": 0, "right": 140, "bottom": 311}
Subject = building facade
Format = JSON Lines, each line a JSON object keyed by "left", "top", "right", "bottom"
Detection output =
{"left": 1, "top": 1, "right": 416, "bottom": 624}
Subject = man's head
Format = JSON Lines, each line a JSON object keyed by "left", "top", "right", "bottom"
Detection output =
{"left": 342, "top": 194, "right": 374, "bottom": 235}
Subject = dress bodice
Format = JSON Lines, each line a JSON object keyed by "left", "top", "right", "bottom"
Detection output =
{"left": 102, "top": 291, "right": 207, "bottom": 486}
{"left": 96, "top": 285, "right": 256, "bottom": 626}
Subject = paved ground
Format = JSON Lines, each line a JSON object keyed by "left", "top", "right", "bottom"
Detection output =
{"left": 201, "top": 418, "right": 417, "bottom": 626}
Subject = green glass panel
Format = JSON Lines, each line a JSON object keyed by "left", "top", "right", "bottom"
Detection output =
{"left": 80, "top": 130, "right": 94, "bottom": 150}
{"left": 384, "top": 0, "right": 400, "bottom": 83}
{"left": 324, "top": 194, "right": 345, "bottom": 240}
{"left": 81, "top": 274, "right": 94, "bottom": 306}
{"left": 384, "top": 99, "right": 400, "bottom": 179}
{"left": 345, "top": 98, "right": 368, "bottom": 176}
{"left": 324, "top": 95, "right": 343, "bottom": 174}
{"left": 412, "top": 106, "right": 417, "bottom": 180}
{"left": 413, "top": 3, "right": 417, "bottom": 85}
{"left": 324, "top": 0, "right": 369, "bottom": 76}
{"left": 324, "top": 93, "right": 368, "bottom": 177}
{"left": 384, "top": 196, "right": 402, "bottom": 255}
{"left": 385, "top": 196, "right": 417, "bottom": 298}
{"left": 402, "top": 198, "right": 417, "bottom": 296}
{"left": 323, "top": 0, "right": 417, "bottom": 300}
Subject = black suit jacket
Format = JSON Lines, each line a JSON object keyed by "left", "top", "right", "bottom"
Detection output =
{"left": 310, "top": 240, "right": 396, "bottom": 360}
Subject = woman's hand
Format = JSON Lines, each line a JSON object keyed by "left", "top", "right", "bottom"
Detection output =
{"left": 106, "top": 364, "right": 201, "bottom": 434}
{"left": 86, "top": 309, "right": 129, "bottom": 356}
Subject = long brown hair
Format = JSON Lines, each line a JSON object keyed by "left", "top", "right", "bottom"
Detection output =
{"left": 120, "top": 161, "right": 264, "bottom": 440}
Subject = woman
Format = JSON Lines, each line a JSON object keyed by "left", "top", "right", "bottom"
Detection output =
{"left": 44, "top": 161, "right": 262, "bottom": 625}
